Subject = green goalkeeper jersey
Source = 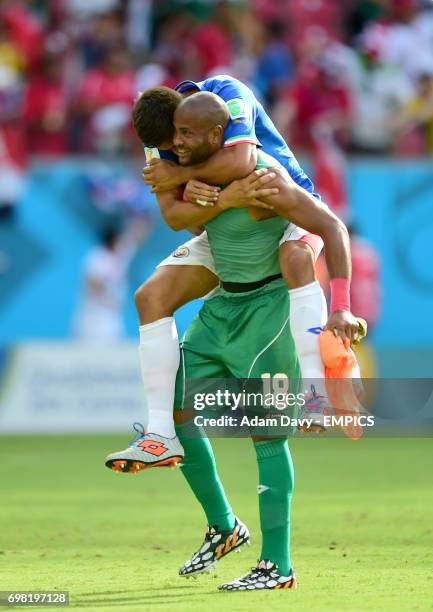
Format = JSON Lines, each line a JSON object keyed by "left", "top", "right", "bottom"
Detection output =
{"left": 204, "top": 150, "right": 288, "bottom": 283}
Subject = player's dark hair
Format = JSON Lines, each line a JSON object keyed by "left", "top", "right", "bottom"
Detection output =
{"left": 132, "top": 87, "right": 182, "bottom": 147}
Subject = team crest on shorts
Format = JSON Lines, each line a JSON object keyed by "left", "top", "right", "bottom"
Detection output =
{"left": 173, "top": 246, "right": 190, "bottom": 258}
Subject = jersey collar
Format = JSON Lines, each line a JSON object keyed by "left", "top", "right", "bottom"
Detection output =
{"left": 175, "top": 80, "right": 203, "bottom": 94}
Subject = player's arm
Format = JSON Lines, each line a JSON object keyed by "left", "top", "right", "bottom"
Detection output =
{"left": 261, "top": 169, "right": 359, "bottom": 342}
{"left": 156, "top": 187, "right": 226, "bottom": 231}
{"left": 143, "top": 143, "right": 257, "bottom": 193}
{"left": 277, "top": 188, "right": 351, "bottom": 278}
{"left": 219, "top": 168, "right": 359, "bottom": 341}
{"left": 177, "top": 142, "right": 257, "bottom": 184}
{"left": 156, "top": 170, "right": 278, "bottom": 232}
{"left": 218, "top": 168, "right": 351, "bottom": 278}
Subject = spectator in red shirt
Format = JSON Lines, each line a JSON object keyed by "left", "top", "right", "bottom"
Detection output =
{"left": 274, "top": 60, "right": 351, "bottom": 151}
{"left": 186, "top": 1, "right": 234, "bottom": 76}
{"left": 74, "top": 45, "right": 135, "bottom": 152}
{"left": 80, "top": 12, "right": 125, "bottom": 69}
{"left": 23, "top": 50, "right": 69, "bottom": 156}
{"left": 152, "top": 11, "right": 193, "bottom": 83}
{"left": 1, "top": 0, "right": 44, "bottom": 71}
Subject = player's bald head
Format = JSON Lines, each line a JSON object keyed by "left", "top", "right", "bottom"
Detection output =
{"left": 174, "top": 92, "right": 229, "bottom": 131}
{"left": 172, "top": 92, "right": 230, "bottom": 166}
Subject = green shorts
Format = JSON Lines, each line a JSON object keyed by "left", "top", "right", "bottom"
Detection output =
{"left": 174, "top": 278, "right": 301, "bottom": 410}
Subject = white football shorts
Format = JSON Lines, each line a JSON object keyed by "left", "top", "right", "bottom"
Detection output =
{"left": 157, "top": 224, "right": 323, "bottom": 274}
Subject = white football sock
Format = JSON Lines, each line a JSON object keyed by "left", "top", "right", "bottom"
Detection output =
{"left": 139, "top": 317, "right": 179, "bottom": 438}
{"left": 289, "top": 281, "right": 328, "bottom": 397}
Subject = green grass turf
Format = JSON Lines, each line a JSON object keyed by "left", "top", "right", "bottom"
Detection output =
{"left": 0, "top": 435, "right": 432, "bottom": 611}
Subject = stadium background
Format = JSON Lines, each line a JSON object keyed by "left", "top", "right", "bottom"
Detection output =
{"left": 0, "top": 1, "right": 432, "bottom": 610}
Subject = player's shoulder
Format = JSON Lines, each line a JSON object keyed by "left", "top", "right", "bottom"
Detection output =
{"left": 203, "top": 74, "right": 243, "bottom": 89}
{"left": 203, "top": 75, "right": 256, "bottom": 122}
{"left": 203, "top": 74, "right": 252, "bottom": 98}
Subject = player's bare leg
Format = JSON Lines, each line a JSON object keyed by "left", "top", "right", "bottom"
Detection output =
{"left": 279, "top": 240, "right": 316, "bottom": 288}
{"left": 105, "top": 264, "right": 218, "bottom": 473}
{"left": 134, "top": 264, "right": 217, "bottom": 439}
{"left": 134, "top": 264, "right": 218, "bottom": 326}
{"left": 279, "top": 240, "right": 330, "bottom": 433}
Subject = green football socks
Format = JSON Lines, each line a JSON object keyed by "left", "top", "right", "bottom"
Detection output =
{"left": 254, "top": 438, "right": 294, "bottom": 575}
{"left": 176, "top": 422, "right": 235, "bottom": 532}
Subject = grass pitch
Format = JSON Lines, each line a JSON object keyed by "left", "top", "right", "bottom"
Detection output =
{"left": 1, "top": 434, "right": 432, "bottom": 611}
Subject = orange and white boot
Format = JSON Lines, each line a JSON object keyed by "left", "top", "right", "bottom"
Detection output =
{"left": 105, "top": 422, "right": 184, "bottom": 473}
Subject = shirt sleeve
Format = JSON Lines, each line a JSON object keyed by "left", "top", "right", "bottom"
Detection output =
{"left": 159, "top": 150, "right": 178, "bottom": 162}
{"left": 216, "top": 81, "right": 261, "bottom": 149}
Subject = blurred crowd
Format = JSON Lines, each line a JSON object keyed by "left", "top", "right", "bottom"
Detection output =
{"left": 0, "top": 0, "right": 389, "bottom": 341}
{"left": 2, "top": 0, "right": 433, "bottom": 159}
{"left": 1, "top": 0, "right": 433, "bottom": 210}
